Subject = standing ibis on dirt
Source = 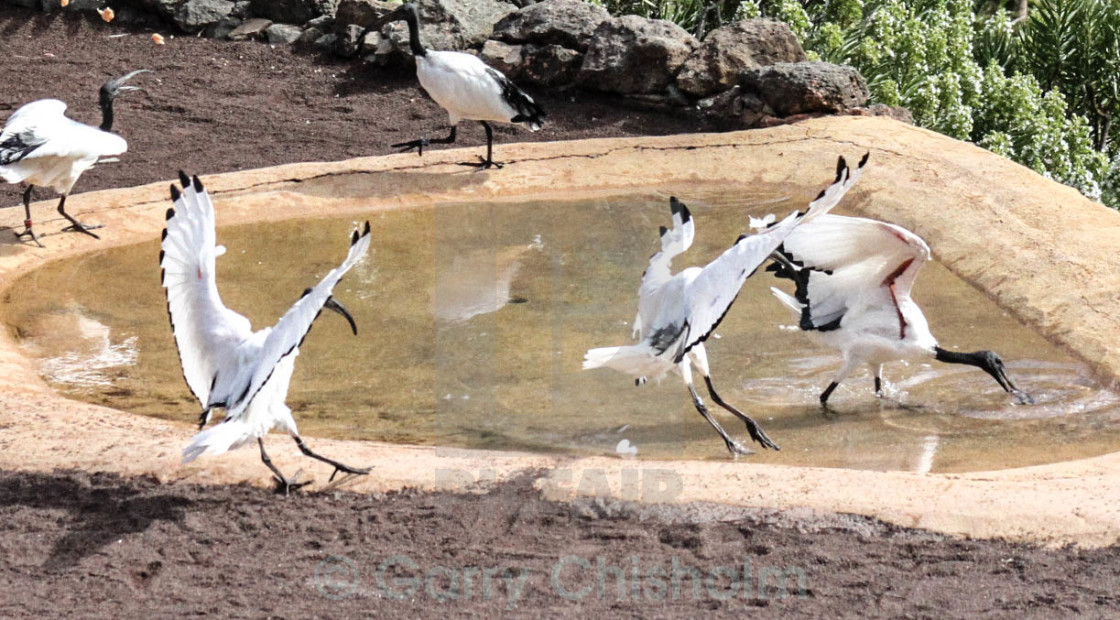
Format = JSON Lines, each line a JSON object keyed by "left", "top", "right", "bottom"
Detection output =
{"left": 163, "top": 172, "right": 373, "bottom": 493}
{"left": 583, "top": 154, "right": 869, "bottom": 456}
{"left": 375, "top": 3, "right": 545, "bottom": 169}
{"left": 0, "top": 69, "right": 149, "bottom": 246}
{"left": 766, "top": 214, "right": 1034, "bottom": 406}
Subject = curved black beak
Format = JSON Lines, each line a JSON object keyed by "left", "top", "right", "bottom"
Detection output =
{"left": 324, "top": 296, "right": 358, "bottom": 335}
{"left": 935, "top": 347, "right": 1034, "bottom": 405}
{"left": 104, "top": 69, "right": 151, "bottom": 97}
{"left": 980, "top": 353, "right": 1034, "bottom": 405}
{"left": 371, "top": 3, "right": 416, "bottom": 29}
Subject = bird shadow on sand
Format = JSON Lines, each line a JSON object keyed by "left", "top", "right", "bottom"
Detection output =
{"left": 0, "top": 470, "right": 195, "bottom": 572}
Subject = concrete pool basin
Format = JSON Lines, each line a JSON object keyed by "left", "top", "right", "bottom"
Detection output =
{"left": 2, "top": 116, "right": 1119, "bottom": 547}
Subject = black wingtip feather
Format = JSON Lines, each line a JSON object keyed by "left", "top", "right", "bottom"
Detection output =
{"left": 351, "top": 230, "right": 359, "bottom": 245}
{"left": 170, "top": 185, "right": 180, "bottom": 202}
{"left": 158, "top": 249, "right": 164, "bottom": 263}
{"left": 859, "top": 152, "right": 870, "bottom": 167}
{"left": 659, "top": 225, "right": 668, "bottom": 237}
{"left": 834, "top": 156, "right": 848, "bottom": 182}
{"left": 177, "top": 170, "right": 190, "bottom": 188}
{"left": 160, "top": 229, "right": 167, "bottom": 242}
{"left": 192, "top": 175, "right": 203, "bottom": 192}
{"left": 669, "top": 197, "right": 691, "bottom": 224}
{"left": 363, "top": 221, "right": 370, "bottom": 236}
{"left": 165, "top": 207, "right": 175, "bottom": 220}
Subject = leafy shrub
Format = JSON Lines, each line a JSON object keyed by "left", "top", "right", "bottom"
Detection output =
{"left": 588, "top": 0, "right": 1119, "bottom": 207}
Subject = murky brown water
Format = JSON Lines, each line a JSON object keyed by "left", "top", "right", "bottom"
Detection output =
{"left": 5, "top": 190, "right": 1119, "bottom": 473}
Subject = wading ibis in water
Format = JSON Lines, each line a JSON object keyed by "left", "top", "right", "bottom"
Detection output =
{"left": 0, "top": 69, "right": 149, "bottom": 246}
{"left": 163, "top": 172, "right": 373, "bottom": 493}
{"left": 375, "top": 3, "right": 545, "bottom": 169}
{"left": 766, "top": 214, "right": 1034, "bottom": 406}
{"left": 583, "top": 154, "right": 869, "bottom": 455}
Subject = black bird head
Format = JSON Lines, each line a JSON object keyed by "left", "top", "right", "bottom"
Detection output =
{"left": 934, "top": 347, "right": 1034, "bottom": 405}
{"left": 372, "top": 3, "right": 425, "bottom": 56}
{"left": 99, "top": 69, "right": 150, "bottom": 107}
{"left": 98, "top": 69, "right": 150, "bottom": 131}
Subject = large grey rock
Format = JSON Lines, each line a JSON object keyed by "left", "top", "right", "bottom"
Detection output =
{"left": 250, "top": 0, "right": 337, "bottom": 24}
{"left": 738, "top": 61, "right": 869, "bottom": 116}
{"left": 205, "top": 15, "right": 242, "bottom": 38}
{"left": 173, "top": 0, "right": 236, "bottom": 32}
{"left": 335, "top": 0, "right": 397, "bottom": 29}
{"left": 676, "top": 19, "right": 806, "bottom": 97}
{"left": 480, "top": 39, "right": 524, "bottom": 78}
{"left": 227, "top": 16, "right": 272, "bottom": 39}
{"left": 480, "top": 39, "right": 580, "bottom": 87}
{"left": 491, "top": 0, "right": 610, "bottom": 53}
{"left": 266, "top": 23, "right": 303, "bottom": 43}
{"left": 577, "top": 16, "right": 697, "bottom": 95}
{"left": 373, "top": 0, "right": 516, "bottom": 62}
{"left": 520, "top": 43, "right": 581, "bottom": 86}
{"left": 333, "top": 23, "right": 365, "bottom": 57}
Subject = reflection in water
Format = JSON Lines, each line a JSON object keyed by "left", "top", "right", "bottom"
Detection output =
{"left": 432, "top": 242, "right": 535, "bottom": 324}
{"left": 19, "top": 307, "right": 138, "bottom": 388}
{"left": 915, "top": 434, "right": 939, "bottom": 474}
{"left": 4, "top": 190, "right": 1120, "bottom": 473}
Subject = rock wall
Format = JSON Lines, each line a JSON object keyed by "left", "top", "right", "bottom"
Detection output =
{"left": 28, "top": 0, "right": 907, "bottom": 127}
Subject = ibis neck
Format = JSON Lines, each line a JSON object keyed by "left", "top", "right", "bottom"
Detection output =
{"left": 99, "top": 95, "right": 115, "bottom": 132}
{"left": 934, "top": 347, "right": 983, "bottom": 368}
{"left": 403, "top": 9, "right": 426, "bottom": 56}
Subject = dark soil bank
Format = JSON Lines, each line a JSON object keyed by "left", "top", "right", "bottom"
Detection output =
{"left": 1, "top": 470, "right": 1119, "bottom": 618}
{"left": 3, "top": 6, "right": 1120, "bottom": 618}
{"left": 0, "top": 5, "right": 716, "bottom": 211}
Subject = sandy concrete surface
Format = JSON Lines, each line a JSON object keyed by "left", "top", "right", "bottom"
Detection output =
{"left": 2, "top": 116, "right": 1120, "bottom": 547}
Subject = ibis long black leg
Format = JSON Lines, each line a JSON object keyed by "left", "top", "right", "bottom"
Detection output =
{"left": 392, "top": 125, "right": 456, "bottom": 156}
{"left": 293, "top": 435, "right": 372, "bottom": 482}
{"left": 820, "top": 381, "right": 839, "bottom": 405}
{"left": 259, "top": 438, "right": 308, "bottom": 495}
{"left": 702, "top": 376, "right": 780, "bottom": 451}
{"left": 683, "top": 370, "right": 751, "bottom": 456}
{"left": 57, "top": 195, "right": 103, "bottom": 239}
{"left": 460, "top": 121, "right": 503, "bottom": 170}
{"left": 14, "top": 186, "right": 42, "bottom": 247}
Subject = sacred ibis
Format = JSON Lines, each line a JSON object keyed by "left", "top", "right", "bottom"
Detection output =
{"left": 0, "top": 69, "right": 149, "bottom": 246}
{"left": 376, "top": 3, "right": 545, "bottom": 169}
{"left": 583, "top": 154, "right": 869, "bottom": 455}
{"left": 163, "top": 172, "right": 373, "bottom": 493}
{"left": 766, "top": 214, "right": 1033, "bottom": 406}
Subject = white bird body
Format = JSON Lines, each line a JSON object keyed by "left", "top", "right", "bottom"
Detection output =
{"left": 382, "top": 3, "right": 544, "bottom": 168}
{"left": 768, "top": 214, "right": 1030, "bottom": 404}
{"left": 417, "top": 51, "right": 542, "bottom": 129}
{"left": 2, "top": 70, "right": 148, "bottom": 245}
{"left": 0, "top": 99, "right": 127, "bottom": 194}
{"left": 162, "top": 174, "right": 373, "bottom": 488}
{"left": 584, "top": 155, "right": 870, "bottom": 454}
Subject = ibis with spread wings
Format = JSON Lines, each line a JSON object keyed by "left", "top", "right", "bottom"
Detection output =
{"left": 162, "top": 172, "right": 372, "bottom": 493}
{"left": 767, "top": 215, "right": 1033, "bottom": 406}
{"left": 583, "top": 154, "right": 869, "bottom": 455}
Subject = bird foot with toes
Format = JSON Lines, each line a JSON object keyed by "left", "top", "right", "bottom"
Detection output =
{"left": 392, "top": 137, "right": 428, "bottom": 155}
{"left": 272, "top": 470, "right": 312, "bottom": 495}
{"left": 459, "top": 157, "right": 502, "bottom": 170}
{"left": 328, "top": 464, "right": 373, "bottom": 483}
{"left": 15, "top": 225, "right": 43, "bottom": 248}
{"left": 60, "top": 222, "right": 103, "bottom": 239}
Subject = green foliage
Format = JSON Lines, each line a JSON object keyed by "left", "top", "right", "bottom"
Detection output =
{"left": 751, "top": 0, "right": 1116, "bottom": 207}
{"left": 587, "top": 0, "right": 746, "bottom": 36}
{"left": 586, "top": 0, "right": 1118, "bottom": 207}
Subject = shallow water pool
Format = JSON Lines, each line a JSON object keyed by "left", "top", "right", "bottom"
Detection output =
{"left": 6, "top": 189, "right": 1119, "bottom": 473}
